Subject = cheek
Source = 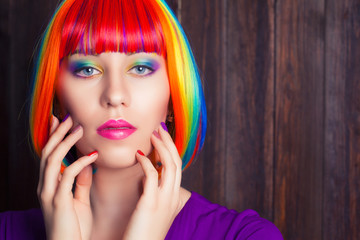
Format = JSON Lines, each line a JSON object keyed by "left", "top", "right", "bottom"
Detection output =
{"left": 57, "top": 80, "right": 98, "bottom": 124}
{"left": 129, "top": 86, "right": 169, "bottom": 157}
{"left": 133, "top": 81, "right": 170, "bottom": 123}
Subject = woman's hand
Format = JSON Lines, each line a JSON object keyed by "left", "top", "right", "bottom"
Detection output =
{"left": 37, "top": 115, "right": 98, "bottom": 240}
{"left": 123, "top": 124, "right": 183, "bottom": 240}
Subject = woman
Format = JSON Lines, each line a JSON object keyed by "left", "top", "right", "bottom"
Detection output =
{"left": 0, "top": 0, "right": 283, "bottom": 239}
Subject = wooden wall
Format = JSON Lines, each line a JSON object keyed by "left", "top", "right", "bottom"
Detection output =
{"left": 0, "top": 0, "right": 359, "bottom": 239}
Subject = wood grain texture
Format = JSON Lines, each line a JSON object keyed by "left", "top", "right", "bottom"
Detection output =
{"left": 225, "top": 0, "right": 275, "bottom": 220}
{"left": 274, "top": 0, "right": 325, "bottom": 239}
{"left": 179, "top": 0, "right": 227, "bottom": 206}
{"left": 324, "top": 0, "right": 360, "bottom": 239}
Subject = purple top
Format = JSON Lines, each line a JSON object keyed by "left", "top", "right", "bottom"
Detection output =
{"left": 166, "top": 192, "right": 283, "bottom": 240}
{"left": 0, "top": 208, "right": 46, "bottom": 240}
{"left": 0, "top": 192, "right": 283, "bottom": 239}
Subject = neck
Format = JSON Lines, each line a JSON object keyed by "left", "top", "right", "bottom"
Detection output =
{"left": 88, "top": 160, "right": 192, "bottom": 239}
{"left": 90, "top": 163, "right": 144, "bottom": 238}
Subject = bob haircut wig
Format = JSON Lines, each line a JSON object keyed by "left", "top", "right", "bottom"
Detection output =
{"left": 30, "top": 0, "right": 207, "bottom": 170}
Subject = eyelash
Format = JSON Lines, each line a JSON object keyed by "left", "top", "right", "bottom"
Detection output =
{"left": 128, "top": 65, "right": 155, "bottom": 76}
{"left": 71, "top": 63, "right": 156, "bottom": 78}
{"left": 73, "top": 67, "right": 101, "bottom": 78}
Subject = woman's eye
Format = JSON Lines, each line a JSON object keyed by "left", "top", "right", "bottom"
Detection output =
{"left": 74, "top": 67, "right": 101, "bottom": 78}
{"left": 128, "top": 65, "right": 154, "bottom": 76}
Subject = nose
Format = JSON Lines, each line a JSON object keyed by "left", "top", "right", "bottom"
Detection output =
{"left": 100, "top": 73, "right": 130, "bottom": 108}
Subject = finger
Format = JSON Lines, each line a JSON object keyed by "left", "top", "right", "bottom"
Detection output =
{"left": 74, "top": 165, "right": 92, "bottom": 203}
{"left": 74, "top": 151, "right": 98, "bottom": 204}
{"left": 41, "top": 126, "right": 83, "bottom": 200}
{"left": 55, "top": 153, "right": 97, "bottom": 201}
{"left": 37, "top": 115, "right": 72, "bottom": 196}
{"left": 37, "top": 115, "right": 59, "bottom": 194}
{"left": 136, "top": 151, "right": 158, "bottom": 197}
{"left": 38, "top": 115, "right": 59, "bottom": 187}
{"left": 158, "top": 125, "right": 182, "bottom": 170}
{"left": 74, "top": 152, "right": 98, "bottom": 204}
{"left": 41, "top": 115, "right": 73, "bottom": 159}
{"left": 158, "top": 126, "right": 183, "bottom": 189}
{"left": 150, "top": 131, "right": 176, "bottom": 191}
{"left": 49, "top": 115, "right": 60, "bottom": 135}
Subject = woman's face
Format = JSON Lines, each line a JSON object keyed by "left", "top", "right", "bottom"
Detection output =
{"left": 56, "top": 52, "right": 170, "bottom": 168}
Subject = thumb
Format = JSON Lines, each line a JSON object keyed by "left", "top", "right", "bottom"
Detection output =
{"left": 74, "top": 164, "right": 93, "bottom": 204}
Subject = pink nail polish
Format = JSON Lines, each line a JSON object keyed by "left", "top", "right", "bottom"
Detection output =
{"left": 71, "top": 125, "right": 82, "bottom": 133}
{"left": 153, "top": 130, "right": 161, "bottom": 139}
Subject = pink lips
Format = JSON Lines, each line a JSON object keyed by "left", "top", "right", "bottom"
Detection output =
{"left": 97, "top": 119, "right": 136, "bottom": 140}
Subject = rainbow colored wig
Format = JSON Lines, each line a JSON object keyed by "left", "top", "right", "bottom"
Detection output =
{"left": 30, "top": 0, "right": 207, "bottom": 170}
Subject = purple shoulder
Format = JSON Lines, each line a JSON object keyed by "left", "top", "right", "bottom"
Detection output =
{"left": 0, "top": 208, "right": 46, "bottom": 240}
{"left": 166, "top": 192, "right": 283, "bottom": 240}
{"left": 236, "top": 209, "right": 284, "bottom": 240}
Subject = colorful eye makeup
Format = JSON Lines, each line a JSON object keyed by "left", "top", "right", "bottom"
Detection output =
{"left": 68, "top": 60, "right": 102, "bottom": 78}
{"left": 67, "top": 57, "right": 160, "bottom": 78}
{"left": 127, "top": 59, "right": 160, "bottom": 77}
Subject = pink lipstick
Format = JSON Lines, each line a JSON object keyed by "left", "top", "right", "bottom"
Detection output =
{"left": 97, "top": 119, "right": 136, "bottom": 140}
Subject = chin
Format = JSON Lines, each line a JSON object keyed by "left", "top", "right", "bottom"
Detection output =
{"left": 95, "top": 150, "right": 138, "bottom": 169}
{"left": 75, "top": 139, "right": 153, "bottom": 169}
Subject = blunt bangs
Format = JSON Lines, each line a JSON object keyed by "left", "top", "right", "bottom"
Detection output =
{"left": 59, "top": 0, "right": 166, "bottom": 59}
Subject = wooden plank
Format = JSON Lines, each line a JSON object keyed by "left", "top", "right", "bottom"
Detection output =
{"left": 324, "top": 1, "right": 360, "bottom": 239}
{"left": 179, "top": 0, "right": 227, "bottom": 206}
{"left": 225, "top": 0, "right": 275, "bottom": 220}
{"left": 274, "top": 0, "right": 324, "bottom": 239}
{"left": 166, "top": 0, "right": 178, "bottom": 13}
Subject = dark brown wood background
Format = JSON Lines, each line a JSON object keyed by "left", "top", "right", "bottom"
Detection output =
{"left": 1, "top": 0, "right": 359, "bottom": 239}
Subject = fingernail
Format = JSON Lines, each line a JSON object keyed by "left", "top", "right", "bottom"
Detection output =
{"left": 153, "top": 130, "right": 161, "bottom": 139}
{"left": 137, "top": 150, "right": 145, "bottom": 156}
{"left": 161, "top": 122, "right": 168, "bottom": 132}
{"left": 71, "top": 125, "right": 82, "bottom": 133}
{"left": 62, "top": 113, "right": 70, "bottom": 122}
{"left": 156, "top": 161, "right": 162, "bottom": 168}
{"left": 87, "top": 151, "right": 98, "bottom": 157}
